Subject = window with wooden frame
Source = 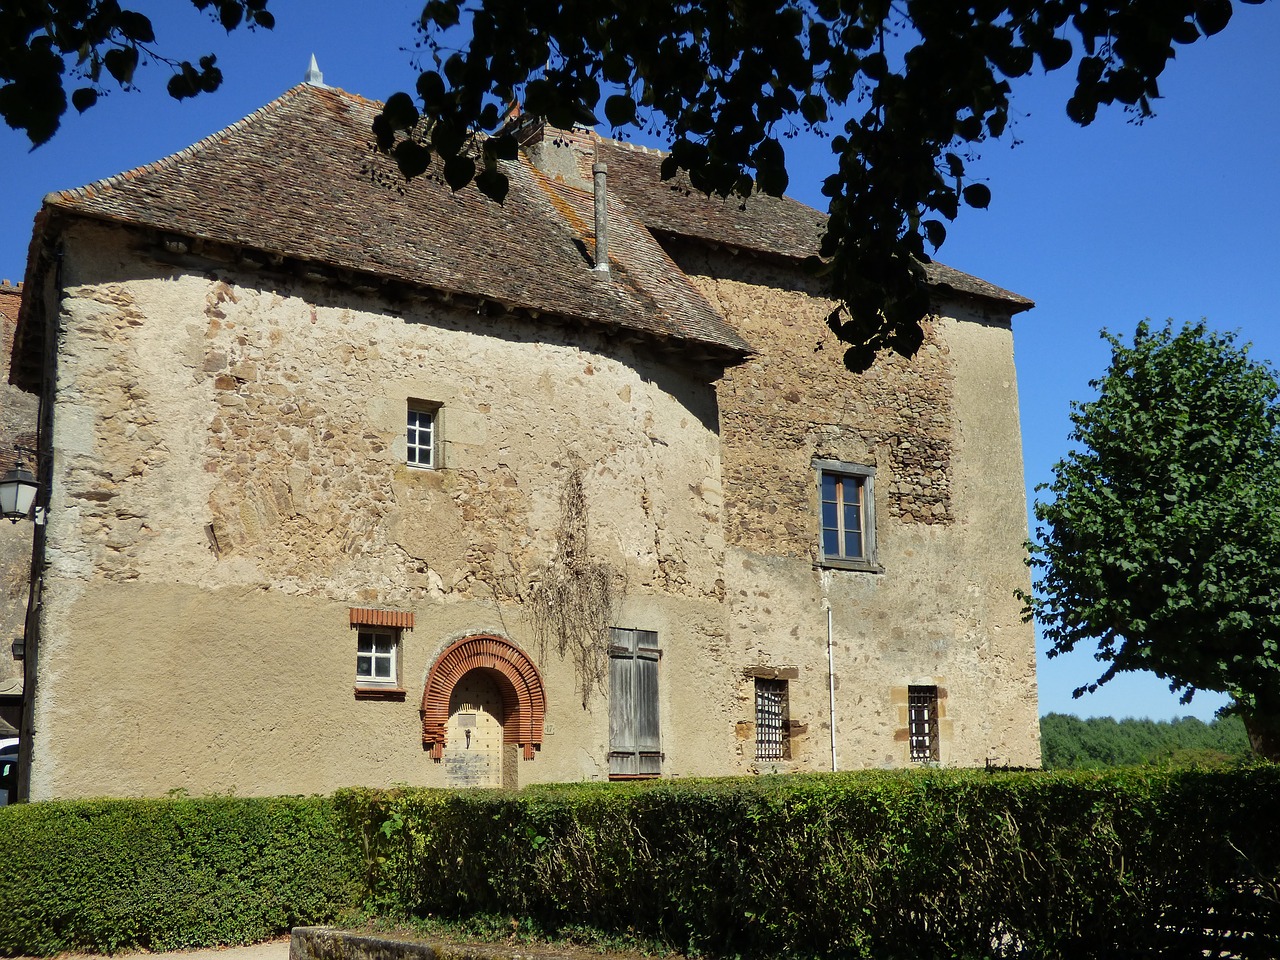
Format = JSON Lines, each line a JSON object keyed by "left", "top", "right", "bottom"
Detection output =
{"left": 814, "top": 459, "right": 878, "bottom": 571}
{"left": 754, "top": 678, "right": 790, "bottom": 761}
{"left": 908, "top": 685, "right": 940, "bottom": 762}
{"left": 608, "top": 627, "right": 661, "bottom": 779}
{"left": 406, "top": 401, "right": 440, "bottom": 469}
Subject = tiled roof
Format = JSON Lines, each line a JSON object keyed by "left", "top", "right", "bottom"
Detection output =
{"left": 40, "top": 84, "right": 752, "bottom": 355}
{"left": 24, "top": 84, "right": 1031, "bottom": 388}
{"left": 595, "top": 139, "right": 1034, "bottom": 312}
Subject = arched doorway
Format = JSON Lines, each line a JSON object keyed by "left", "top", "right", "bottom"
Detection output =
{"left": 421, "top": 635, "right": 546, "bottom": 789}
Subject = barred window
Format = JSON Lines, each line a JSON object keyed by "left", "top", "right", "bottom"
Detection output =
{"left": 908, "top": 685, "right": 940, "bottom": 762}
{"left": 755, "top": 678, "right": 789, "bottom": 760}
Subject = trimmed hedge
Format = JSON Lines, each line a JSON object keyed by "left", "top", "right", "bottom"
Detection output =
{"left": 3, "top": 769, "right": 1277, "bottom": 958}
{"left": 0, "top": 795, "right": 361, "bottom": 956}
{"left": 337, "top": 767, "right": 1280, "bottom": 960}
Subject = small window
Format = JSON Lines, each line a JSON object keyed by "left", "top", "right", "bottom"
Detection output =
{"left": 609, "top": 628, "right": 661, "bottom": 779}
{"left": 755, "top": 678, "right": 789, "bottom": 761}
{"left": 407, "top": 402, "right": 438, "bottom": 468}
{"left": 356, "top": 627, "right": 399, "bottom": 686}
{"left": 908, "top": 685, "right": 940, "bottom": 762}
{"left": 814, "top": 459, "right": 877, "bottom": 570}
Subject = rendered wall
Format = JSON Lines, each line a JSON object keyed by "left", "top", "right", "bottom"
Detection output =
{"left": 28, "top": 223, "right": 732, "bottom": 798}
{"left": 29, "top": 221, "right": 1038, "bottom": 799}
{"left": 675, "top": 245, "right": 1040, "bottom": 771}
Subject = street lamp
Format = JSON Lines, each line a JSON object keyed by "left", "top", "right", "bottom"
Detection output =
{"left": 0, "top": 462, "right": 38, "bottom": 522}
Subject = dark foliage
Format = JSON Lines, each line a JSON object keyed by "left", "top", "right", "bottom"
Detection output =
{"left": 377, "top": 0, "right": 1271, "bottom": 370}
{"left": 339, "top": 768, "right": 1280, "bottom": 959}
{"left": 0, "top": 0, "right": 274, "bottom": 146}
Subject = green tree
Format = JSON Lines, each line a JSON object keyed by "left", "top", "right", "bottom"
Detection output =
{"left": 0, "top": 0, "right": 274, "bottom": 146}
{"left": 1039, "top": 712, "right": 1251, "bottom": 769}
{"left": 377, "top": 0, "right": 1271, "bottom": 370}
{"left": 1026, "top": 321, "right": 1280, "bottom": 760}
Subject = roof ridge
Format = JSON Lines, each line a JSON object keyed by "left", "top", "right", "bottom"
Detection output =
{"left": 602, "top": 136, "right": 667, "bottom": 157}
{"left": 45, "top": 84, "right": 328, "bottom": 207}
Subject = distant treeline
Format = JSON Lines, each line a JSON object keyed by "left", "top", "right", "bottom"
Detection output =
{"left": 1040, "top": 712, "right": 1251, "bottom": 770}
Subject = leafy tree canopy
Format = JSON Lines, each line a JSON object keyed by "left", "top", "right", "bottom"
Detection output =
{"left": 1, "top": 0, "right": 274, "bottom": 147}
{"left": 374, "top": 0, "right": 1270, "bottom": 370}
{"left": 1026, "top": 321, "right": 1280, "bottom": 758}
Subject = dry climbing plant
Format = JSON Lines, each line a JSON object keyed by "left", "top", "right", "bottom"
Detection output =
{"left": 529, "top": 468, "right": 622, "bottom": 708}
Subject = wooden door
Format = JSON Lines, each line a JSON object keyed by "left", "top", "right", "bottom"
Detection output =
{"left": 443, "top": 670, "right": 504, "bottom": 787}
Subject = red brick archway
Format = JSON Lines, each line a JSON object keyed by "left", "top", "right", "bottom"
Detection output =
{"left": 421, "top": 635, "right": 545, "bottom": 760}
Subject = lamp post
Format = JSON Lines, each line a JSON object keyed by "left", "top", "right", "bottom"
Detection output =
{"left": 0, "top": 462, "right": 37, "bottom": 523}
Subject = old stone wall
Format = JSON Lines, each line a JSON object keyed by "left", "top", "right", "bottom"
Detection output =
{"left": 29, "top": 222, "right": 734, "bottom": 798}
{"left": 671, "top": 244, "right": 1039, "bottom": 771}
{"left": 28, "top": 220, "right": 1039, "bottom": 798}
{"left": 0, "top": 280, "right": 37, "bottom": 728}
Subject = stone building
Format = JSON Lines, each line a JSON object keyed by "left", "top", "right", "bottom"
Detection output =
{"left": 0, "top": 280, "right": 36, "bottom": 738}
{"left": 10, "top": 78, "right": 1039, "bottom": 800}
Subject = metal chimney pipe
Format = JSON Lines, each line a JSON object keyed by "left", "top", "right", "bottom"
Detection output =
{"left": 592, "top": 161, "right": 609, "bottom": 274}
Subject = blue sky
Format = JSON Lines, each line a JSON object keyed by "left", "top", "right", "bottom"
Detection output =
{"left": 5, "top": 1, "right": 1278, "bottom": 722}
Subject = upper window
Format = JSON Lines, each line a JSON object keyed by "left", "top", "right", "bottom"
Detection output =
{"left": 407, "top": 402, "right": 439, "bottom": 469}
{"left": 814, "top": 459, "right": 878, "bottom": 571}
{"left": 608, "top": 627, "right": 661, "bottom": 779}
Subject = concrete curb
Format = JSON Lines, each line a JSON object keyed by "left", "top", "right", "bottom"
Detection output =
{"left": 290, "top": 928, "right": 589, "bottom": 960}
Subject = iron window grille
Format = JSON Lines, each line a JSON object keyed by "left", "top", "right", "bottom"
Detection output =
{"left": 908, "top": 684, "right": 940, "bottom": 762}
{"left": 755, "top": 678, "right": 789, "bottom": 760}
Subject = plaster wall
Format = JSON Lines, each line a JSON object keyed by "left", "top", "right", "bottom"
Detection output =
{"left": 675, "top": 247, "right": 1040, "bottom": 771}
{"left": 29, "top": 223, "right": 733, "bottom": 798}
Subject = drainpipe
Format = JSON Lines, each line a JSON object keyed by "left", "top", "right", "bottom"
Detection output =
{"left": 824, "top": 598, "right": 837, "bottom": 772}
{"left": 592, "top": 161, "right": 609, "bottom": 274}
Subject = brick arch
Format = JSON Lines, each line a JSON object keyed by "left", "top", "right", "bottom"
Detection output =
{"left": 421, "top": 635, "right": 545, "bottom": 760}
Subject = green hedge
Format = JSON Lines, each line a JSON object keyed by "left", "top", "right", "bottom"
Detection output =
{"left": 0, "top": 795, "right": 361, "bottom": 955}
{"left": 337, "top": 767, "right": 1280, "bottom": 960}
{"left": 3, "top": 769, "right": 1277, "bottom": 958}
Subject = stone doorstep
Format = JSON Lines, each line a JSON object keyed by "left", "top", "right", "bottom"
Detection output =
{"left": 291, "top": 928, "right": 616, "bottom": 960}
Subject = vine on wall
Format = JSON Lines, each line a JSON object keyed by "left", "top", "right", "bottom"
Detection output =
{"left": 528, "top": 468, "right": 622, "bottom": 708}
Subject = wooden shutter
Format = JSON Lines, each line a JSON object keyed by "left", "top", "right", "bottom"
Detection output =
{"left": 609, "top": 628, "right": 661, "bottom": 778}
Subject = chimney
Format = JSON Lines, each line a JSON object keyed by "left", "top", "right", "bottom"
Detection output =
{"left": 592, "top": 161, "right": 609, "bottom": 274}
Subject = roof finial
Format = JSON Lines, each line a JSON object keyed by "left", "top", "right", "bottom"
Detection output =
{"left": 304, "top": 54, "right": 325, "bottom": 87}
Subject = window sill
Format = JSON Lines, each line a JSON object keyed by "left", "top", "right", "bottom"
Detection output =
{"left": 816, "top": 557, "right": 884, "bottom": 573}
{"left": 354, "top": 686, "right": 407, "bottom": 701}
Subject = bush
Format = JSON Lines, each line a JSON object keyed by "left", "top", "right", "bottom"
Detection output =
{"left": 5, "top": 770, "right": 1277, "bottom": 958}
{"left": 0, "top": 795, "right": 361, "bottom": 956}
{"left": 337, "top": 767, "right": 1280, "bottom": 959}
